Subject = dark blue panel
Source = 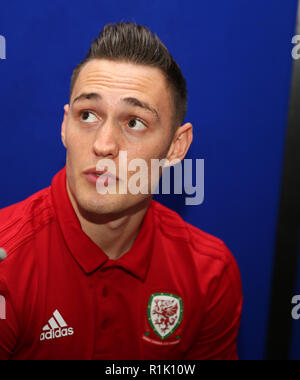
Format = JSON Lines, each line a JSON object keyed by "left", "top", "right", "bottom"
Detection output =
{"left": 0, "top": 0, "right": 298, "bottom": 360}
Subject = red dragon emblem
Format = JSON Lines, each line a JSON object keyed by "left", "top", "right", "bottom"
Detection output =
{"left": 152, "top": 298, "right": 179, "bottom": 334}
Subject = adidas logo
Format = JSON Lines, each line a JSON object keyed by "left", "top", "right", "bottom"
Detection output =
{"left": 40, "top": 310, "right": 74, "bottom": 341}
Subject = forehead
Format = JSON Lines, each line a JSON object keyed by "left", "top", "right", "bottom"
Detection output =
{"left": 71, "top": 59, "right": 172, "bottom": 112}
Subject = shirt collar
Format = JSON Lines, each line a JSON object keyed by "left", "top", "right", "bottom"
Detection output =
{"left": 50, "top": 167, "right": 155, "bottom": 281}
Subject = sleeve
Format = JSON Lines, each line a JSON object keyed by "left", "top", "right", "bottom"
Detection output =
{"left": 0, "top": 278, "right": 19, "bottom": 360}
{"left": 184, "top": 247, "right": 243, "bottom": 360}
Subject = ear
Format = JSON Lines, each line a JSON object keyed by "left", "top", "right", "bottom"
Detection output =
{"left": 165, "top": 122, "right": 193, "bottom": 167}
{"left": 61, "top": 104, "right": 69, "bottom": 149}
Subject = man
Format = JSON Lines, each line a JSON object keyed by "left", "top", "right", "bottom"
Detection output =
{"left": 0, "top": 22, "right": 242, "bottom": 360}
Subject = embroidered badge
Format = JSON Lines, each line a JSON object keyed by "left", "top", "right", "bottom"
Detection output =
{"left": 147, "top": 293, "right": 183, "bottom": 340}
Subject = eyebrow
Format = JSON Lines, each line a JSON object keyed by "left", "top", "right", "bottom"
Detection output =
{"left": 72, "top": 92, "right": 160, "bottom": 122}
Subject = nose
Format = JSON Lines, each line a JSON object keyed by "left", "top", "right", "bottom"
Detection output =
{"left": 93, "top": 117, "right": 119, "bottom": 158}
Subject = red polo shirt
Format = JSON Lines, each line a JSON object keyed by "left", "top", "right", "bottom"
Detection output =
{"left": 0, "top": 167, "right": 242, "bottom": 360}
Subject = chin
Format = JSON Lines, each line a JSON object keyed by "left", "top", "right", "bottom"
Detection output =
{"left": 81, "top": 195, "right": 116, "bottom": 212}
{"left": 79, "top": 190, "right": 152, "bottom": 219}
{"left": 77, "top": 191, "right": 131, "bottom": 215}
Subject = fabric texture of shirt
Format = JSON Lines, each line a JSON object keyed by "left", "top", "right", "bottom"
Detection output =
{"left": 0, "top": 167, "right": 243, "bottom": 360}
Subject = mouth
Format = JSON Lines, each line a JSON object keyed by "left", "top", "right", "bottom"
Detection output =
{"left": 83, "top": 168, "right": 119, "bottom": 185}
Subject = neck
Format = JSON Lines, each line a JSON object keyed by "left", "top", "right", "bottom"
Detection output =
{"left": 66, "top": 183, "right": 152, "bottom": 261}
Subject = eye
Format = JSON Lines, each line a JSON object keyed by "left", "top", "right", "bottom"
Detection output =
{"left": 80, "top": 111, "right": 98, "bottom": 123}
{"left": 128, "top": 118, "right": 147, "bottom": 131}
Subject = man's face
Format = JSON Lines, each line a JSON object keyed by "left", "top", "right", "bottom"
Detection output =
{"left": 61, "top": 59, "right": 191, "bottom": 216}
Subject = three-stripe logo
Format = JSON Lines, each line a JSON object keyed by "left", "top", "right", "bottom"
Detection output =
{"left": 40, "top": 310, "right": 74, "bottom": 341}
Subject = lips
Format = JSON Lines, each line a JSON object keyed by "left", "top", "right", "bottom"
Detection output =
{"left": 83, "top": 167, "right": 119, "bottom": 185}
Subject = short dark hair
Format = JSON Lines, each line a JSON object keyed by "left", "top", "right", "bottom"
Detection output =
{"left": 70, "top": 21, "right": 188, "bottom": 131}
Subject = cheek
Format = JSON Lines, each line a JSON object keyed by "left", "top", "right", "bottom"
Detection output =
{"left": 133, "top": 131, "right": 172, "bottom": 161}
{"left": 66, "top": 127, "right": 90, "bottom": 156}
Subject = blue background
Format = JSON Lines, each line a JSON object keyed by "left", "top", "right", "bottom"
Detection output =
{"left": 0, "top": 0, "right": 298, "bottom": 360}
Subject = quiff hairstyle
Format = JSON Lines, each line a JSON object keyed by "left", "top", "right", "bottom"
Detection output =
{"left": 70, "top": 21, "right": 188, "bottom": 131}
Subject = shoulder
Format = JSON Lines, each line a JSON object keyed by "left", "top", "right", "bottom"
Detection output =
{"left": 151, "top": 200, "right": 239, "bottom": 272}
{"left": 0, "top": 187, "right": 55, "bottom": 260}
